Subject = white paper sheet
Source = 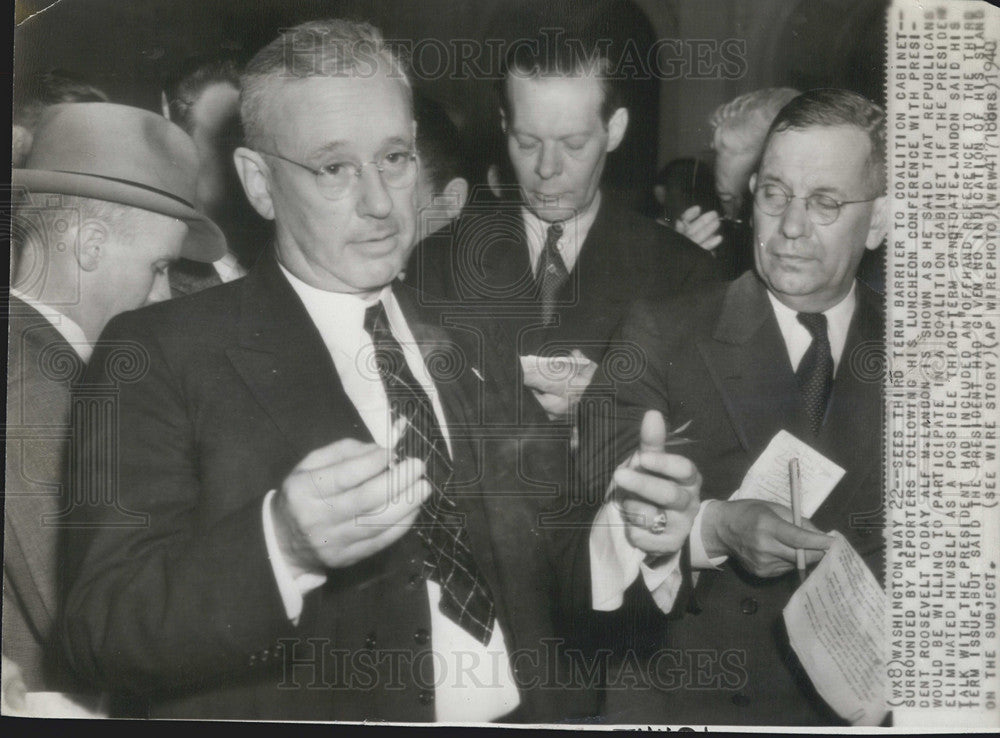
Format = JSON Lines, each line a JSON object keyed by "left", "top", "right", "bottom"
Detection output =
{"left": 729, "top": 429, "right": 845, "bottom": 517}
{"left": 783, "top": 532, "right": 887, "bottom": 726}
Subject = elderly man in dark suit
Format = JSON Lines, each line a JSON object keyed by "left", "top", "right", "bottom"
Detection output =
{"left": 60, "top": 19, "right": 700, "bottom": 722}
{"left": 585, "top": 89, "right": 888, "bottom": 725}
{"left": 3, "top": 102, "right": 224, "bottom": 714}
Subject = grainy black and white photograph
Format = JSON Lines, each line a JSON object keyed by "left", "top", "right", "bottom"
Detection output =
{"left": 4, "top": 0, "right": 999, "bottom": 729}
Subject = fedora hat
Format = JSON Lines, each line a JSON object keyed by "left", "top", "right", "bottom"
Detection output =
{"left": 12, "top": 102, "right": 226, "bottom": 262}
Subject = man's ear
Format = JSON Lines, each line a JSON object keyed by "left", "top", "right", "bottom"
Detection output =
{"left": 441, "top": 177, "right": 470, "bottom": 219}
{"left": 606, "top": 107, "right": 629, "bottom": 152}
{"left": 77, "top": 220, "right": 108, "bottom": 272}
{"left": 865, "top": 194, "right": 888, "bottom": 250}
{"left": 160, "top": 91, "right": 171, "bottom": 121}
{"left": 233, "top": 147, "right": 275, "bottom": 220}
{"left": 748, "top": 173, "right": 757, "bottom": 195}
{"left": 499, "top": 107, "right": 508, "bottom": 135}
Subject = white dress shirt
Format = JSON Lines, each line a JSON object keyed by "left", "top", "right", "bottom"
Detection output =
{"left": 589, "top": 284, "right": 859, "bottom": 613}
{"left": 212, "top": 252, "right": 247, "bottom": 284}
{"left": 261, "top": 263, "right": 520, "bottom": 721}
{"left": 522, "top": 191, "right": 601, "bottom": 277}
{"left": 10, "top": 287, "right": 92, "bottom": 362}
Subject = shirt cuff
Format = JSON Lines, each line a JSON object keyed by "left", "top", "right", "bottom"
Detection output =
{"left": 589, "top": 501, "right": 645, "bottom": 611}
{"left": 689, "top": 499, "right": 729, "bottom": 570}
{"left": 262, "top": 489, "right": 327, "bottom": 624}
{"left": 639, "top": 552, "right": 684, "bottom": 614}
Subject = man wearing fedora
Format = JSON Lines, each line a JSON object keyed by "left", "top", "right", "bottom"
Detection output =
{"left": 3, "top": 102, "right": 224, "bottom": 714}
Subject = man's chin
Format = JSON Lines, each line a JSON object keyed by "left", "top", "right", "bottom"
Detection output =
{"left": 529, "top": 202, "right": 579, "bottom": 223}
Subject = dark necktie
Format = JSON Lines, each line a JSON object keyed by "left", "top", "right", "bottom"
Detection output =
{"left": 796, "top": 312, "right": 834, "bottom": 435}
{"left": 535, "top": 222, "right": 567, "bottom": 323}
{"left": 363, "top": 301, "right": 496, "bottom": 644}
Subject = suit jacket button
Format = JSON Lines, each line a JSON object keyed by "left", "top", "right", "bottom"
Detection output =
{"left": 248, "top": 654, "right": 257, "bottom": 666}
{"left": 418, "top": 689, "right": 434, "bottom": 705}
{"left": 365, "top": 632, "right": 377, "bottom": 651}
{"left": 407, "top": 572, "right": 424, "bottom": 590}
{"left": 414, "top": 628, "right": 430, "bottom": 645}
{"left": 739, "top": 597, "right": 758, "bottom": 615}
{"left": 731, "top": 692, "right": 751, "bottom": 707}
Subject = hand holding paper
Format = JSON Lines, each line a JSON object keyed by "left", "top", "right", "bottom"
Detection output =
{"left": 783, "top": 532, "right": 887, "bottom": 726}
{"left": 700, "top": 430, "right": 840, "bottom": 576}
{"left": 520, "top": 350, "right": 597, "bottom": 421}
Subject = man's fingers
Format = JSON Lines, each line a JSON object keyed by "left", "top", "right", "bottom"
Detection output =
{"left": 770, "top": 516, "right": 835, "bottom": 550}
{"left": 341, "top": 505, "right": 424, "bottom": 562}
{"left": 619, "top": 497, "right": 662, "bottom": 528}
{"left": 636, "top": 450, "right": 700, "bottom": 487}
{"left": 613, "top": 467, "right": 694, "bottom": 510}
{"left": 700, "top": 234, "right": 724, "bottom": 251}
{"left": 680, "top": 205, "right": 702, "bottom": 223}
{"left": 297, "top": 437, "right": 378, "bottom": 471}
{"left": 305, "top": 445, "right": 395, "bottom": 496}
{"left": 638, "top": 409, "right": 667, "bottom": 453}
{"left": 340, "top": 457, "right": 428, "bottom": 519}
{"left": 348, "top": 479, "right": 432, "bottom": 538}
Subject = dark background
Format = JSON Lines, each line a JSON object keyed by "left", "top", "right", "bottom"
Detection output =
{"left": 12, "top": 0, "right": 887, "bottom": 199}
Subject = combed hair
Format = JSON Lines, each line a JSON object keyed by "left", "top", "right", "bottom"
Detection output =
{"left": 163, "top": 55, "right": 243, "bottom": 135}
{"left": 498, "top": 32, "right": 623, "bottom": 124}
{"left": 13, "top": 69, "right": 108, "bottom": 129}
{"left": 764, "top": 88, "right": 887, "bottom": 193}
{"left": 240, "top": 18, "right": 412, "bottom": 150}
{"left": 709, "top": 87, "right": 801, "bottom": 157}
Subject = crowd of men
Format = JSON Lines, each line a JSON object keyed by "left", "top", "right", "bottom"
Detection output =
{"left": 4, "top": 16, "right": 886, "bottom": 726}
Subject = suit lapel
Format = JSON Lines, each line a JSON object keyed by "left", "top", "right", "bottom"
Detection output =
{"left": 545, "top": 198, "right": 622, "bottom": 352}
{"left": 226, "top": 256, "right": 370, "bottom": 458}
{"left": 813, "top": 285, "right": 884, "bottom": 522}
{"left": 698, "top": 272, "right": 806, "bottom": 452}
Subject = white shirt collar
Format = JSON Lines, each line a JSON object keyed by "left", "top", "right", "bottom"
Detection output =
{"left": 767, "top": 283, "right": 857, "bottom": 375}
{"left": 522, "top": 190, "right": 602, "bottom": 275}
{"left": 10, "top": 287, "right": 92, "bottom": 363}
{"left": 275, "top": 262, "right": 452, "bottom": 454}
{"left": 213, "top": 252, "right": 246, "bottom": 283}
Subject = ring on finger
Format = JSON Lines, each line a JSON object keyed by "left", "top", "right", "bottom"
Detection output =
{"left": 649, "top": 510, "right": 668, "bottom": 535}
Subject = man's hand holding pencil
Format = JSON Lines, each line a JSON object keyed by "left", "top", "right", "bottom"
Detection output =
{"left": 699, "top": 492, "right": 834, "bottom": 579}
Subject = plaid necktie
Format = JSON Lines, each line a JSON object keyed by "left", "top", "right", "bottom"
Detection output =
{"left": 363, "top": 300, "right": 496, "bottom": 644}
{"left": 796, "top": 312, "right": 834, "bottom": 435}
{"left": 535, "top": 222, "right": 567, "bottom": 323}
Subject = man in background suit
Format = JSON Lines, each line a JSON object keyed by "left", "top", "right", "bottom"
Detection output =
{"left": 162, "top": 55, "right": 266, "bottom": 296}
{"left": 60, "top": 19, "right": 697, "bottom": 722}
{"left": 3, "top": 102, "right": 223, "bottom": 713}
{"left": 409, "top": 31, "right": 713, "bottom": 422}
{"left": 587, "top": 88, "right": 888, "bottom": 725}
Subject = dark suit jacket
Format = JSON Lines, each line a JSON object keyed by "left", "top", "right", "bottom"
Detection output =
{"left": 586, "top": 271, "right": 884, "bottom": 726}
{"left": 4, "top": 297, "right": 86, "bottom": 692}
{"left": 406, "top": 192, "right": 716, "bottom": 361}
{"left": 60, "top": 253, "right": 598, "bottom": 721}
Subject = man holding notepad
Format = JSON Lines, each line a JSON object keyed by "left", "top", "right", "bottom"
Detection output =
{"left": 587, "top": 88, "right": 887, "bottom": 725}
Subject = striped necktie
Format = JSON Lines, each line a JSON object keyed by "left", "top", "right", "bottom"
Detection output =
{"left": 364, "top": 300, "right": 496, "bottom": 644}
